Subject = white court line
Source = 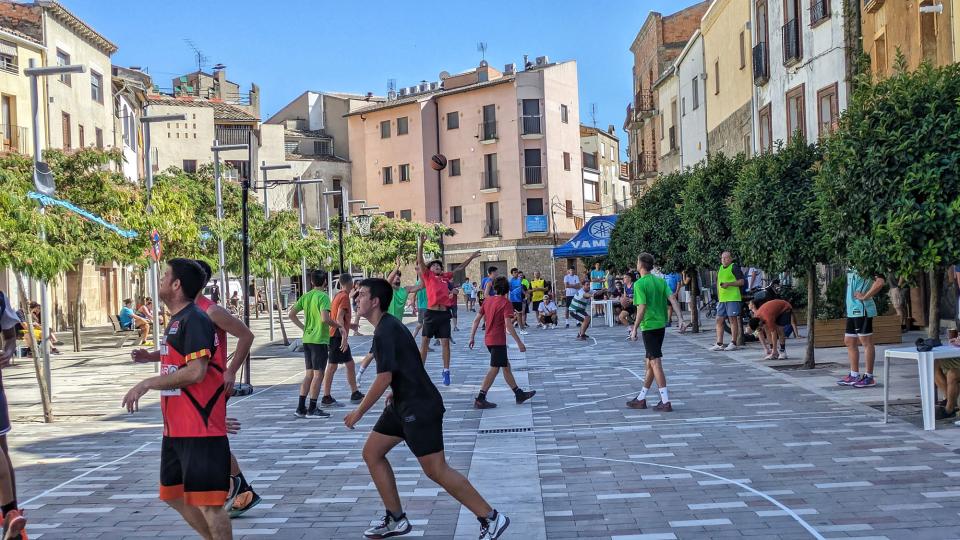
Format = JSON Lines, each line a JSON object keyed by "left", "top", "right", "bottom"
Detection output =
{"left": 21, "top": 369, "right": 305, "bottom": 505}
{"left": 447, "top": 449, "right": 826, "bottom": 540}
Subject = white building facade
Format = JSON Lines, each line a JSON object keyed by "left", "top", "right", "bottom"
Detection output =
{"left": 677, "top": 30, "right": 707, "bottom": 167}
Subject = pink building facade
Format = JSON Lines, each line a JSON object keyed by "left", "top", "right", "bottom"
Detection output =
{"left": 348, "top": 58, "right": 585, "bottom": 281}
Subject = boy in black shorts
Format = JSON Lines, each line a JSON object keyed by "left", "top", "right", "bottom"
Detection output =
{"left": 345, "top": 279, "right": 510, "bottom": 539}
{"left": 626, "top": 253, "right": 673, "bottom": 412}
{"left": 468, "top": 276, "right": 535, "bottom": 409}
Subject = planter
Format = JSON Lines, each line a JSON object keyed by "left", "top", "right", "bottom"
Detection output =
{"left": 812, "top": 314, "right": 902, "bottom": 348}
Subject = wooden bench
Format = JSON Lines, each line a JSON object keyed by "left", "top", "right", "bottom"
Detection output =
{"left": 813, "top": 314, "right": 902, "bottom": 348}
{"left": 108, "top": 315, "right": 138, "bottom": 348}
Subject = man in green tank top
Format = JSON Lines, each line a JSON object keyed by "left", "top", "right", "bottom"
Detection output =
{"left": 709, "top": 251, "right": 745, "bottom": 352}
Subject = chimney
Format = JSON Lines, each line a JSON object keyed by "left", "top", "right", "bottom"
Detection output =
{"left": 608, "top": 124, "right": 615, "bottom": 134}
{"left": 214, "top": 68, "right": 227, "bottom": 100}
{"left": 366, "top": 92, "right": 374, "bottom": 100}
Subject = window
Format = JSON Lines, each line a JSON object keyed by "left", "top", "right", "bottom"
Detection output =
{"left": 682, "top": 97, "right": 686, "bottom": 116}
{"left": 692, "top": 77, "right": 700, "bottom": 110}
{"left": 95, "top": 127, "right": 103, "bottom": 148}
{"left": 739, "top": 31, "right": 746, "bottom": 69}
{"left": 874, "top": 33, "right": 887, "bottom": 76}
{"left": 565, "top": 199, "right": 574, "bottom": 218}
{"left": 816, "top": 83, "right": 839, "bottom": 137}
{"left": 483, "top": 153, "right": 498, "bottom": 189}
{"left": 810, "top": 0, "right": 830, "bottom": 26}
{"left": 526, "top": 198, "right": 544, "bottom": 216}
{"left": 601, "top": 142, "right": 606, "bottom": 157}
{"left": 380, "top": 120, "right": 390, "bottom": 138}
{"left": 446, "top": 111, "right": 459, "bottom": 129}
{"left": 399, "top": 163, "right": 411, "bottom": 182}
{"left": 920, "top": 0, "right": 938, "bottom": 63}
{"left": 783, "top": 0, "right": 803, "bottom": 64}
{"left": 78, "top": 125, "right": 85, "bottom": 147}
{"left": 400, "top": 209, "right": 412, "bottom": 221}
{"left": 660, "top": 115, "right": 665, "bottom": 139}
{"left": 313, "top": 139, "right": 332, "bottom": 155}
{"left": 397, "top": 116, "right": 409, "bottom": 135}
{"left": 449, "top": 158, "right": 461, "bottom": 177}
{"left": 91, "top": 70, "right": 103, "bottom": 104}
{"left": 484, "top": 202, "right": 500, "bottom": 236}
{"left": 584, "top": 179, "right": 599, "bottom": 202}
{"left": 758, "top": 104, "right": 772, "bottom": 153}
{"left": 382, "top": 166, "right": 393, "bottom": 184}
{"left": 384, "top": 211, "right": 395, "bottom": 219}
{"left": 522, "top": 99, "right": 541, "bottom": 134}
{"left": 524, "top": 149, "right": 542, "bottom": 184}
{"left": 0, "top": 39, "right": 18, "bottom": 73}
{"left": 481, "top": 104, "right": 497, "bottom": 140}
{"left": 560, "top": 104, "right": 569, "bottom": 123}
{"left": 786, "top": 84, "right": 806, "bottom": 142}
{"left": 56, "top": 49, "right": 71, "bottom": 85}
{"left": 563, "top": 152, "right": 571, "bottom": 171}
{"left": 743, "top": 133, "right": 751, "bottom": 153}
{"left": 603, "top": 181, "right": 609, "bottom": 195}
{"left": 183, "top": 160, "right": 198, "bottom": 173}
{"left": 451, "top": 205, "right": 463, "bottom": 223}
{"left": 714, "top": 61, "right": 720, "bottom": 95}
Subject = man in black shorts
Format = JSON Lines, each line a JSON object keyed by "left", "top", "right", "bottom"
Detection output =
{"left": 0, "top": 291, "right": 25, "bottom": 539}
{"left": 122, "top": 258, "right": 231, "bottom": 539}
{"left": 321, "top": 273, "right": 364, "bottom": 407}
{"left": 345, "top": 278, "right": 510, "bottom": 539}
{"left": 288, "top": 270, "right": 334, "bottom": 418}
{"left": 626, "top": 253, "right": 673, "bottom": 412}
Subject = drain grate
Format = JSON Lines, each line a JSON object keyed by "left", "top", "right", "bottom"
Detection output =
{"left": 477, "top": 427, "right": 534, "bottom": 434}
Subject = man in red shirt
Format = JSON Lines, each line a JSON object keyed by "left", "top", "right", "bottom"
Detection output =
{"left": 748, "top": 298, "right": 795, "bottom": 360}
{"left": 468, "top": 277, "right": 535, "bottom": 409}
{"left": 321, "top": 273, "right": 364, "bottom": 407}
{"left": 416, "top": 234, "right": 480, "bottom": 386}
{"left": 123, "top": 258, "right": 231, "bottom": 539}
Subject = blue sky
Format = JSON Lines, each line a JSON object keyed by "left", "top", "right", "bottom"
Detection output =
{"left": 66, "top": 0, "right": 700, "bottom": 158}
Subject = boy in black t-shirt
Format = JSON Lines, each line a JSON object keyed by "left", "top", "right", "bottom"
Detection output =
{"left": 344, "top": 278, "right": 510, "bottom": 540}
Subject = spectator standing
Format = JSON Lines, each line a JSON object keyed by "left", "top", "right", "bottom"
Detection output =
{"left": 709, "top": 252, "right": 745, "bottom": 351}
{"left": 837, "top": 270, "right": 886, "bottom": 389}
{"left": 563, "top": 268, "right": 581, "bottom": 328}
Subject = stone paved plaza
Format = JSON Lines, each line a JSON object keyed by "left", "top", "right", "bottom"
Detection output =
{"left": 6, "top": 314, "right": 960, "bottom": 539}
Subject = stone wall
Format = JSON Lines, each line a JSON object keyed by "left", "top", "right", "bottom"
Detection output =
{"left": 707, "top": 101, "right": 752, "bottom": 158}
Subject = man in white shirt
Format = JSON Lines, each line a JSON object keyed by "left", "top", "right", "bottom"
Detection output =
{"left": 562, "top": 269, "right": 581, "bottom": 329}
{"left": 537, "top": 294, "right": 559, "bottom": 329}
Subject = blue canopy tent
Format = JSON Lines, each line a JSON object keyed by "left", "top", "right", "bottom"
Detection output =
{"left": 553, "top": 215, "right": 619, "bottom": 258}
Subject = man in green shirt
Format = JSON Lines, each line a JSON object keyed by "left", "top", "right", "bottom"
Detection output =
{"left": 627, "top": 252, "right": 673, "bottom": 412}
{"left": 288, "top": 270, "right": 337, "bottom": 418}
{"left": 358, "top": 257, "right": 423, "bottom": 384}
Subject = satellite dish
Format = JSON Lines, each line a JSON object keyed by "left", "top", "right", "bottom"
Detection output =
{"left": 34, "top": 161, "right": 56, "bottom": 196}
{"left": 439, "top": 71, "right": 450, "bottom": 80}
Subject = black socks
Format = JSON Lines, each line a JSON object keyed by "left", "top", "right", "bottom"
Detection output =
{"left": 512, "top": 387, "right": 524, "bottom": 397}
{"left": 236, "top": 472, "right": 250, "bottom": 492}
{"left": 477, "top": 390, "right": 488, "bottom": 401}
{"left": 297, "top": 395, "right": 307, "bottom": 410}
{"left": 1, "top": 501, "right": 17, "bottom": 515}
{"left": 308, "top": 398, "right": 318, "bottom": 412}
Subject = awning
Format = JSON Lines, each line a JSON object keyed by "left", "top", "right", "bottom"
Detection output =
{"left": 552, "top": 215, "right": 618, "bottom": 258}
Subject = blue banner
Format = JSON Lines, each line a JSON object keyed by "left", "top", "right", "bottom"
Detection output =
{"left": 525, "top": 215, "right": 548, "bottom": 233}
{"left": 552, "top": 215, "right": 618, "bottom": 258}
{"left": 28, "top": 192, "right": 139, "bottom": 239}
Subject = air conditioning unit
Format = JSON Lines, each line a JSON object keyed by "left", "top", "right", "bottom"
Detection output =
{"left": 504, "top": 63, "right": 516, "bottom": 75}
{"left": 399, "top": 88, "right": 408, "bottom": 96}
{"left": 419, "top": 83, "right": 429, "bottom": 92}
{"left": 429, "top": 82, "right": 439, "bottom": 90}
{"left": 535, "top": 55, "right": 549, "bottom": 66}
{"left": 409, "top": 86, "right": 418, "bottom": 94}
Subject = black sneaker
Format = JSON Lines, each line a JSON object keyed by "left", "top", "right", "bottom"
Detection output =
{"left": 293, "top": 407, "right": 307, "bottom": 418}
{"left": 515, "top": 390, "right": 536, "bottom": 404}
{"left": 474, "top": 398, "right": 497, "bottom": 409}
{"left": 351, "top": 390, "right": 365, "bottom": 403}
{"left": 308, "top": 408, "right": 331, "bottom": 418}
{"left": 321, "top": 396, "right": 343, "bottom": 407}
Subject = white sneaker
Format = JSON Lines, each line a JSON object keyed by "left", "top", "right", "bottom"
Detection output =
{"left": 777, "top": 351, "right": 788, "bottom": 360}
{"left": 365, "top": 512, "right": 411, "bottom": 538}
{"left": 480, "top": 511, "right": 511, "bottom": 539}
{"left": 763, "top": 353, "right": 776, "bottom": 361}
{"left": 724, "top": 343, "right": 738, "bottom": 351}
{"left": 709, "top": 344, "right": 724, "bottom": 351}
{"left": 519, "top": 330, "right": 529, "bottom": 335}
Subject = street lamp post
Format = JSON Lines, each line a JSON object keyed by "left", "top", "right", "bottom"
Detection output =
{"left": 211, "top": 142, "right": 249, "bottom": 304}
{"left": 259, "top": 162, "right": 291, "bottom": 342}
{"left": 24, "top": 59, "right": 85, "bottom": 398}
{"left": 141, "top": 112, "right": 186, "bottom": 372}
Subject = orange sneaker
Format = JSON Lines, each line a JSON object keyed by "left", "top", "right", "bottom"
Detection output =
{"left": 2, "top": 509, "right": 27, "bottom": 540}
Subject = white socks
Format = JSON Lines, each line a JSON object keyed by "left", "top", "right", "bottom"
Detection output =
{"left": 636, "top": 387, "right": 649, "bottom": 401}
{"left": 659, "top": 387, "right": 670, "bottom": 404}
{"left": 850, "top": 371, "right": 859, "bottom": 378}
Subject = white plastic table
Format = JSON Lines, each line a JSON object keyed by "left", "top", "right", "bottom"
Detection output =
{"left": 882, "top": 345, "right": 960, "bottom": 431}
{"left": 591, "top": 299, "right": 615, "bottom": 327}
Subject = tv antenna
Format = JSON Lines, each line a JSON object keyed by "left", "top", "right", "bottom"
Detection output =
{"left": 184, "top": 39, "right": 208, "bottom": 72}
{"left": 590, "top": 103, "right": 598, "bottom": 128}
{"left": 388, "top": 78, "right": 397, "bottom": 94}
{"left": 477, "top": 42, "right": 488, "bottom": 61}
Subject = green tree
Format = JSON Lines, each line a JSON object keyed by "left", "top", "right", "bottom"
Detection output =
{"left": 817, "top": 61, "right": 960, "bottom": 337}
{"left": 679, "top": 153, "right": 746, "bottom": 332}
{"left": 731, "top": 138, "right": 827, "bottom": 367}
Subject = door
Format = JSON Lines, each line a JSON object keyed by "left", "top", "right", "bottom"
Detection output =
{"left": 524, "top": 149, "right": 541, "bottom": 184}
{"left": 1, "top": 96, "right": 12, "bottom": 151}
{"left": 521, "top": 99, "right": 540, "bottom": 134}
{"left": 482, "top": 260, "right": 507, "bottom": 278}
{"left": 62, "top": 112, "right": 71, "bottom": 149}
{"left": 482, "top": 104, "right": 496, "bottom": 139}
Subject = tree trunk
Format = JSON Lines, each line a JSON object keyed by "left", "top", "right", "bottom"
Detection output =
{"left": 15, "top": 274, "right": 53, "bottom": 423}
{"left": 803, "top": 264, "right": 817, "bottom": 369}
{"left": 273, "top": 270, "right": 289, "bottom": 346}
{"left": 72, "top": 262, "right": 84, "bottom": 352}
{"left": 928, "top": 267, "right": 943, "bottom": 339}
{"left": 690, "top": 270, "right": 700, "bottom": 333}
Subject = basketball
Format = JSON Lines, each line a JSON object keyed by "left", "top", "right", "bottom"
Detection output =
{"left": 430, "top": 154, "right": 448, "bottom": 171}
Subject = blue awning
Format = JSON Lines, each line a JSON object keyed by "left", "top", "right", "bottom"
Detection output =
{"left": 553, "top": 215, "right": 618, "bottom": 258}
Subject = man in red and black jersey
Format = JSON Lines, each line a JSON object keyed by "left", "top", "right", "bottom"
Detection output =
{"left": 123, "top": 258, "right": 232, "bottom": 540}
{"left": 415, "top": 234, "right": 480, "bottom": 386}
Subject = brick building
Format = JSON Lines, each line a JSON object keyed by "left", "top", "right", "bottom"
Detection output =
{"left": 624, "top": 1, "right": 708, "bottom": 194}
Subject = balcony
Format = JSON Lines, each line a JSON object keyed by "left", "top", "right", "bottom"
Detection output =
{"left": 482, "top": 218, "right": 501, "bottom": 238}
{"left": 753, "top": 42, "right": 770, "bottom": 86}
{"left": 521, "top": 115, "right": 542, "bottom": 137}
{"left": 0, "top": 58, "right": 18, "bottom": 75}
{"left": 478, "top": 120, "right": 498, "bottom": 143}
{"left": 215, "top": 125, "right": 253, "bottom": 145}
{"left": 639, "top": 151, "right": 658, "bottom": 176}
{"left": 0, "top": 125, "right": 28, "bottom": 155}
{"left": 782, "top": 18, "right": 802, "bottom": 65}
{"left": 810, "top": 0, "right": 830, "bottom": 25}
{"left": 634, "top": 91, "right": 655, "bottom": 117}
{"left": 668, "top": 126, "right": 677, "bottom": 152}
{"left": 480, "top": 169, "right": 500, "bottom": 192}
{"left": 524, "top": 165, "right": 544, "bottom": 186}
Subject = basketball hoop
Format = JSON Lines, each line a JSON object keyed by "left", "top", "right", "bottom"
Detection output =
{"left": 354, "top": 214, "right": 373, "bottom": 236}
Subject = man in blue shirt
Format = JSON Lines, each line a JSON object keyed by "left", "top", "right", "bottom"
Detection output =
{"left": 508, "top": 268, "right": 528, "bottom": 335}
{"left": 837, "top": 270, "right": 885, "bottom": 389}
{"left": 118, "top": 298, "right": 152, "bottom": 346}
